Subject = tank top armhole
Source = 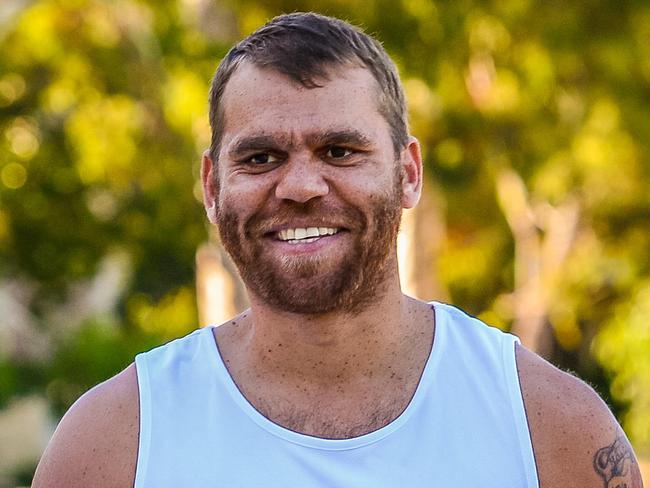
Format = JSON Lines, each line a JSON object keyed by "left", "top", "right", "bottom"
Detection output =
{"left": 134, "top": 353, "right": 152, "bottom": 488}
{"left": 502, "top": 337, "right": 540, "bottom": 488}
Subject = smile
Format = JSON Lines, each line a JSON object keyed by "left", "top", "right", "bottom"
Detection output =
{"left": 276, "top": 227, "right": 340, "bottom": 244}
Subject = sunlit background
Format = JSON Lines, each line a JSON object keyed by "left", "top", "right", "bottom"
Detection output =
{"left": 1, "top": 0, "right": 649, "bottom": 486}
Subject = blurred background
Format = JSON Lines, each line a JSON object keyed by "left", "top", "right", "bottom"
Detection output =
{"left": 1, "top": 0, "right": 649, "bottom": 486}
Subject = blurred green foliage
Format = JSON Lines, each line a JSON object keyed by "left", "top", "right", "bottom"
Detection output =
{"left": 0, "top": 0, "right": 649, "bottom": 476}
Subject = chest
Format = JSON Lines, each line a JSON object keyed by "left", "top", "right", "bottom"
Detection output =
{"left": 250, "top": 387, "right": 412, "bottom": 439}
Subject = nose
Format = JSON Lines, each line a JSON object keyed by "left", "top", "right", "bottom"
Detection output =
{"left": 274, "top": 158, "right": 329, "bottom": 203}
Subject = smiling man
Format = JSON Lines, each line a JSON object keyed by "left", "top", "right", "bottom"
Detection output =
{"left": 33, "top": 12, "right": 643, "bottom": 488}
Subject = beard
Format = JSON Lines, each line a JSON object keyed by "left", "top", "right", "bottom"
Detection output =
{"left": 216, "top": 172, "right": 403, "bottom": 316}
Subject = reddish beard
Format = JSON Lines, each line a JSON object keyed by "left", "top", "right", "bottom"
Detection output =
{"left": 216, "top": 179, "right": 403, "bottom": 316}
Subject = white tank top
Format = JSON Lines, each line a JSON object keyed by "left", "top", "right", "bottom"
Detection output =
{"left": 134, "top": 302, "right": 539, "bottom": 487}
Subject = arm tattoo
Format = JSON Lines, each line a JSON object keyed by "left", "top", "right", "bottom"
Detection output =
{"left": 593, "top": 434, "right": 644, "bottom": 488}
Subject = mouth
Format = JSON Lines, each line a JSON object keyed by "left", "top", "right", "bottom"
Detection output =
{"left": 274, "top": 226, "right": 341, "bottom": 245}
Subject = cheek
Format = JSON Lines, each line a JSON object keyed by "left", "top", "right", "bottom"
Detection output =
{"left": 218, "top": 175, "right": 269, "bottom": 209}
{"left": 334, "top": 172, "right": 400, "bottom": 206}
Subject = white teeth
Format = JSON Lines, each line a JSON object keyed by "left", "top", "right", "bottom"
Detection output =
{"left": 289, "top": 237, "right": 318, "bottom": 244}
{"left": 277, "top": 227, "right": 340, "bottom": 241}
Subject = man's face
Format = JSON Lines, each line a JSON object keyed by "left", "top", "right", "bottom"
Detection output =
{"left": 204, "top": 63, "right": 412, "bottom": 315}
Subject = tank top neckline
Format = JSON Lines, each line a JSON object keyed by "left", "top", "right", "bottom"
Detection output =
{"left": 202, "top": 302, "right": 447, "bottom": 451}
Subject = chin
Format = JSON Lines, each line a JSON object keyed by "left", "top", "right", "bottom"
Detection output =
{"left": 247, "top": 254, "right": 394, "bottom": 316}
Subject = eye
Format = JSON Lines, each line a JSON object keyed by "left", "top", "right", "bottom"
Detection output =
{"left": 247, "top": 153, "right": 279, "bottom": 165}
{"left": 325, "top": 146, "right": 353, "bottom": 159}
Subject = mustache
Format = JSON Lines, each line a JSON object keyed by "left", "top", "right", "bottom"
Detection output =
{"left": 245, "top": 200, "right": 366, "bottom": 235}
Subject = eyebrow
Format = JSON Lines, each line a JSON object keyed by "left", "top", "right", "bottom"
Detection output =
{"left": 228, "top": 135, "right": 289, "bottom": 158}
{"left": 305, "top": 129, "right": 373, "bottom": 148}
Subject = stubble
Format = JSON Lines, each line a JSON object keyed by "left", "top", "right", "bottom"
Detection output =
{"left": 217, "top": 169, "right": 403, "bottom": 316}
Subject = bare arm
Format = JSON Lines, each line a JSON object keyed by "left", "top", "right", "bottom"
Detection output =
{"left": 32, "top": 364, "right": 140, "bottom": 488}
{"left": 517, "top": 345, "right": 643, "bottom": 488}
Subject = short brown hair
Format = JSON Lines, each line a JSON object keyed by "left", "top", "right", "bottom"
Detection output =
{"left": 208, "top": 12, "right": 408, "bottom": 161}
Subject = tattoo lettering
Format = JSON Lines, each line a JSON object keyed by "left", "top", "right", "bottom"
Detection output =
{"left": 593, "top": 435, "right": 643, "bottom": 488}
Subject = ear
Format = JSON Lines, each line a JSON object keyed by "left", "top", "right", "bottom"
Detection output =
{"left": 400, "top": 136, "right": 423, "bottom": 209}
{"left": 201, "top": 150, "right": 219, "bottom": 224}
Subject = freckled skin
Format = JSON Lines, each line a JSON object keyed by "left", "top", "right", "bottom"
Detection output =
{"left": 517, "top": 346, "right": 644, "bottom": 487}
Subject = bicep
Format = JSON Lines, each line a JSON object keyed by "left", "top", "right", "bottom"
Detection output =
{"left": 593, "top": 433, "right": 644, "bottom": 488}
{"left": 516, "top": 345, "right": 644, "bottom": 488}
{"left": 32, "top": 364, "right": 139, "bottom": 488}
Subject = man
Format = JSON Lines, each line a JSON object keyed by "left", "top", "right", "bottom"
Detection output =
{"left": 33, "top": 12, "right": 643, "bottom": 488}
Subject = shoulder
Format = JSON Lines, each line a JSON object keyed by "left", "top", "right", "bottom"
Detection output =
{"left": 516, "top": 345, "right": 644, "bottom": 488}
{"left": 32, "top": 363, "right": 139, "bottom": 488}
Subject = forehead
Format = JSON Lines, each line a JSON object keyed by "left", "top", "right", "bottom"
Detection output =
{"left": 219, "top": 62, "right": 389, "bottom": 148}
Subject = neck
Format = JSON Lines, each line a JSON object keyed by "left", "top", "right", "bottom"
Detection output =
{"left": 217, "top": 276, "right": 429, "bottom": 386}
{"left": 213, "top": 280, "right": 436, "bottom": 439}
